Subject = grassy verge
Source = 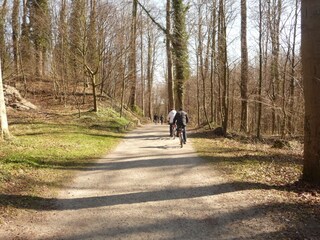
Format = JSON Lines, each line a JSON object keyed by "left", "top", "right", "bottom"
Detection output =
{"left": 191, "top": 131, "right": 303, "bottom": 186}
{"left": 191, "top": 130, "right": 320, "bottom": 237}
{"left": 191, "top": 131, "right": 319, "bottom": 203}
{"left": 0, "top": 107, "right": 132, "bottom": 222}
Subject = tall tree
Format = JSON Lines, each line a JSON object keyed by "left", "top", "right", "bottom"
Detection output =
{"left": 197, "top": 2, "right": 211, "bottom": 128}
{"left": 166, "top": 0, "right": 174, "bottom": 110}
{"left": 86, "top": 0, "right": 99, "bottom": 112}
{"left": 0, "top": 0, "right": 8, "bottom": 69}
{"left": 217, "top": 0, "right": 228, "bottom": 134}
{"left": 288, "top": 0, "right": 299, "bottom": 135}
{"left": 20, "top": 0, "right": 32, "bottom": 83}
{"left": 256, "top": 0, "right": 263, "bottom": 139}
{"left": 172, "top": 0, "right": 189, "bottom": 109}
{"left": 0, "top": 59, "right": 10, "bottom": 140}
{"left": 12, "top": 0, "right": 20, "bottom": 74}
{"left": 55, "top": 0, "right": 68, "bottom": 104}
{"left": 268, "top": 0, "right": 282, "bottom": 134}
{"left": 240, "top": 0, "right": 248, "bottom": 132}
{"left": 29, "top": 0, "right": 51, "bottom": 77}
{"left": 301, "top": 0, "right": 320, "bottom": 184}
{"left": 147, "top": 28, "right": 153, "bottom": 120}
{"left": 69, "top": 0, "right": 86, "bottom": 103}
{"left": 128, "top": 0, "right": 138, "bottom": 110}
{"left": 210, "top": 0, "right": 217, "bottom": 124}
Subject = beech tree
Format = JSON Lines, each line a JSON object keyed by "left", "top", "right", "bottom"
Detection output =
{"left": 29, "top": 0, "right": 51, "bottom": 77}
{"left": 128, "top": 0, "right": 138, "bottom": 110}
{"left": 12, "top": 0, "right": 20, "bottom": 75}
{"left": 172, "top": 0, "right": 189, "bottom": 109}
{"left": 0, "top": 59, "right": 10, "bottom": 140}
{"left": 166, "top": 0, "right": 174, "bottom": 110}
{"left": 256, "top": 0, "right": 263, "bottom": 139}
{"left": 301, "top": 0, "right": 320, "bottom": 183}
{"left": 217, "top": 0, "right": 228, "bottom": 134}
{"left": 0, "top": 0, "right": 8, "bottom": 70}
{"left": 240, "top": 0, "right": 248, "bottom": 132}
{"left": 288, "top": 0, "right": 299, "bottom": 135}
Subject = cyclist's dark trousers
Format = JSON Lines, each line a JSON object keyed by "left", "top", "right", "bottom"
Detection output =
{"left": 169, "top": 123, "right": 175, "bottom": 136}
{"left": 178, "top": 125, "right": 187, "bottom": 142}
{"left": 182, "top": 126, "right": 187, "bottom": 142}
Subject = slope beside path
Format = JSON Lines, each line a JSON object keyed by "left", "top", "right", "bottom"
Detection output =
{"left": 1, "top": 124, "right": 288, "bottom": 239}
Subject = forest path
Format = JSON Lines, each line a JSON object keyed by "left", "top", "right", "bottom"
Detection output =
{"left": 2, "top": 124, "right": 284, "bottom": 239}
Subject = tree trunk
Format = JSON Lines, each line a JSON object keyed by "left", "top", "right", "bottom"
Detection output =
{"left": 0, "top": 0, "right": 8, "bottom": 70}
{"left": 166, "top": 0, "right": 174, "bottom": 110}
{"left": 288, "top": 0, "right": 299, "bottom": 135}
{"left": 268, "top": 0, "right": 282, "bottom": 134}
{"left": 91, "top": 74, "right": 98, "bottom": 112}
{"left": 196, "top": 44, "right": 201, "bottom": 126}
{"left": 210, "top": 1, "right": 217, "bottom": 124}
{"left": 256, "top": 0, "right": 263, "bottom": 139}
{"left": 240, "top": 0, "right": 248, "bottom": 133}
{"left": 172, "top": 0, "right": 189, "bottom": 109}
{"left": 198, "top": 4, "right": 212, "bottom": 128}
{"left": 301, "top": 0, "right": 320, "bottom": 184}
{"left": 218, "top": 0, "right": 228, "bottom": 135}
{"left": 0, "top": 59, "right": 10, "bottom": 140}
{"left": 147, "top": 32, "right": 153, "bottom": 120}
{"left": 140, "top": 10, "right": 145, "bottom": 116}
{"left": 12, "top": 0, "right": 20, "bottom": 75}
{"left": 128, "top": 0, "right": 138, "bottom": 110}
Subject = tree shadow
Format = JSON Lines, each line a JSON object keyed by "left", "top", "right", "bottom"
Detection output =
{"left": 0, "top": 181, "right": 273, "bottom": 211}
{"left": 2, "top": 183, "right": 319, "bottom": 239}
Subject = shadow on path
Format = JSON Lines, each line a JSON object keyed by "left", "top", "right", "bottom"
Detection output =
{"left": 0, "top": 181, "right": 273, "bottom": 211}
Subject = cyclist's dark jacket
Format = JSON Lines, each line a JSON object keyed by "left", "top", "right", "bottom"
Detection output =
{"left": 173, "top": 110, "right": 189, "bottom": 127}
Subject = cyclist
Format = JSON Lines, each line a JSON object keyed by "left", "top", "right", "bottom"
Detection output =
{"left": 173, "top": 107, "right": 189, "bottom": 144}
{"left": 167, "top": 108, "right": 177, "bottom": 137}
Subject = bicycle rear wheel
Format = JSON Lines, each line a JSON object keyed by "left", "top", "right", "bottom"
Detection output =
{"left": 179, "top": 131, "right": 183, "bottom": 148}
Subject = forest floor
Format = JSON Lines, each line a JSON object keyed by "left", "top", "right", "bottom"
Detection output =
{"left": 1, "top": 124, "right": 320, "bottom": 239}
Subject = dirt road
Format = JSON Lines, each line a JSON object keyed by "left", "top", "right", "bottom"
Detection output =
{"left": 1, "top": 124, "right": 290, "bottom": 239}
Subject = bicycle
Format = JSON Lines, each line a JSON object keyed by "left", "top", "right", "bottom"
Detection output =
{"left": 176, "top": 126, "right": 184, "bottom": 148}
{"left": 172, "top": 124, "right": 176, "bottom": 139}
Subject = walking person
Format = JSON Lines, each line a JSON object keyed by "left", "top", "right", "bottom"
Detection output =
{"left": 160, "top": 115, "right": 164, "bottom": 125}
{"left": 167, "top": 108, "right": 177, "bottom": 137}
{"left": 173, "top": 108, "right": 189, "bottom": 144}
{"left": 153, "top": 114, "right": 159, "bottom": 124}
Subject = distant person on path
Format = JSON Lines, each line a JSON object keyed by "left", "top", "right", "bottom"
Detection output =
{"left": 167, "top": 108, "right": 177, "bottom": 137}
{"left": 153, "top": 114, "right": 159, "bottom": 124}
{"left": 160, "top": 115, "right": 164, "bottom": 125}
{"left": 173, "top": 107, "right": 189, "bottom": 144}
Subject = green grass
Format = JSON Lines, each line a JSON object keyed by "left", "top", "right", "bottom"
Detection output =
{"left": 0, "top": 108, "right": 131, "bottom": 197}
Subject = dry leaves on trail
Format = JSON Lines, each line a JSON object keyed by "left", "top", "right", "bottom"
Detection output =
{"left": 191, "top": 131, "right": 320, "bottom": 205}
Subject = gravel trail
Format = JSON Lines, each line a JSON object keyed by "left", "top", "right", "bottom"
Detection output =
{"left": 1, "top": 124, "right": 284, "bottom": 240}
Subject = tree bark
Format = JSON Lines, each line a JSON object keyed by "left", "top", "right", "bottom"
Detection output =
{"left": 268, "top": 0, "right": 282, "bottom": 134}
{"left": 12, "top": 0, "right": 20, "bottom": 75}
{"left": 301, "top": 0, "right": 320, "bottom": 184}
{"left": 210, "top": 0, "right": 217, "bottom": 124}
{"left": 166, "top": 0, "right": 174, "bottom": 110}
{"left": 0, "top": 59, "right": 10, "bottom": 140}
{"left": 172, "top": 0, "right": 189, "bottom": 110}
{"left": 240, "top": 0, "right": 248, "bottom": 133}
{"left": 218, "top": 0, "right": 228, "bottom": 135}
{"left": 0, "top": 0, "right": 8, "bottom": 69}
{"left": 288, "top": 0, "right": 299, "bottom": 135}
{"left": 256, "top": 0, "right": 263, "bottom": 139}
{"left": 128, "top": 0, "right": 138, "bottom": 110}
{"left": 147, "top": 31, "right": 153, "bottom": 120}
